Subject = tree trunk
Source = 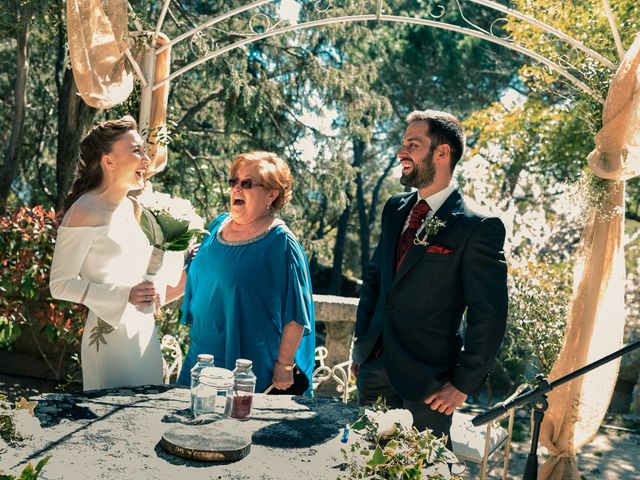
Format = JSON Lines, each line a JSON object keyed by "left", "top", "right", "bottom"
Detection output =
{"left": 329, "top": 197, "right": 351, "bottom": 295}
{"left": 55, "top": 69, "right": 97, "bottom": 210}
{"left": 0, "top": 1, "right": 30, "bottom": 207}
{"left": 353, "top": 140, "right": 370, "bottom": 277}
{"left": 370, "top": 155, "right": 397, "bottom": 228}
{"left": 309, "top": 195, "right": 328, "bottom": 280}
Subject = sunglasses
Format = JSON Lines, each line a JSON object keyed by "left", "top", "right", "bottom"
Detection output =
{"left": 227, "top": 177, "right": 265, "bottom": 190}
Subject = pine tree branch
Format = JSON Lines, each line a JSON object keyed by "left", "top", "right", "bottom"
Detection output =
{"left": 175, "top": 89, "right": 224, "bottom": 131}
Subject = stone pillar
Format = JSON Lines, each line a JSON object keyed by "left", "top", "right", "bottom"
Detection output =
{"left": 312, "top": 295, "right": 358, "bottom": 395}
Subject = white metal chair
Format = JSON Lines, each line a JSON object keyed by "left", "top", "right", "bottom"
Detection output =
{"left": 329, "top": 336, "right": 356, "bottom": 403}
{"left": 331, "top": 360, "right": 356, "bottom": 403}
{"left": 312, "top": 346, "right": 333, "bottom": 389}
{"left": 160, "top": 334, "right": 183, "bottom": 384}
{"left": 451, "top": 384, "right": 527, "bottom": 480}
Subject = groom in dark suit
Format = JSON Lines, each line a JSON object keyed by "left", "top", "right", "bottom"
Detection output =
{"left": 352, "top": 110, "right": 508, "bottom": 443}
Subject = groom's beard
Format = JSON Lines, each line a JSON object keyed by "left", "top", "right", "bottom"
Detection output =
{"left": 400, "top": 148, "right": 436, "bottom": 189}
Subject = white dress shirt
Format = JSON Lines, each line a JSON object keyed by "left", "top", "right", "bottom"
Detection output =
{"left": 402, "top": 181, "right": 457, "bottom": 232}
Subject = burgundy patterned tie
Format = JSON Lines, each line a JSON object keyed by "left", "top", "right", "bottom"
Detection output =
{"left": 395, "top": 200, "right": 430, "bottom": 271}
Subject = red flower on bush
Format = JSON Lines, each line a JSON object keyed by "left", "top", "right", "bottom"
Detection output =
{"left": 0, "top": 206, "right": 85, "bottom": 347}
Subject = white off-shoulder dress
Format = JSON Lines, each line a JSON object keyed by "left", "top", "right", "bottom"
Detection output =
{"left": 49, "top": 199, "right": 182, "bottom": 391}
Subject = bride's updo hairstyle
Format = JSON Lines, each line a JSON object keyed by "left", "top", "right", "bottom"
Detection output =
{"left": 62, "top": 116, "right": 138, "bottom": 214}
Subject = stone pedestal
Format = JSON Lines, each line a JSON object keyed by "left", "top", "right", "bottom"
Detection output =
{"left": 313, "top": 295, "right": 357, "bottom": 394}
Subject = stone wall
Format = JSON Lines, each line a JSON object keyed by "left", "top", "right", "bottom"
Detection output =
{"left": 313, "top": 294, "right": 357, "bottom": 366}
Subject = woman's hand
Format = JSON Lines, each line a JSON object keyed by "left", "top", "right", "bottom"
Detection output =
{"left": 184, "top": 243, "right": 200, "bottom": 270}
{"left": 271, "top": 361, "right": 294, "bottom": 390}
{"left": 273, "top": 321, "right": 305, "bottom": 390}
{"left": 128, "top": 281, "right": 158, "bottom": 307}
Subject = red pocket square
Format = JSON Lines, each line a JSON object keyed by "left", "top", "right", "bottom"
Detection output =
{"left": 426, "top": 245, "right": 454, "bottom": 255}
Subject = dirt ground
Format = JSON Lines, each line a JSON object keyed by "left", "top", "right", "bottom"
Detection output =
{"left": 463, "top": 421, "right": 640, "bottom": 479}
{"left": 2, "top": 372, "right": 639, "bottom": 479}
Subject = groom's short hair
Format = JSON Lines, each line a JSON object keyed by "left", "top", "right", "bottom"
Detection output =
{"left": 406, "top": 110, "right": 465, "bottom": 172}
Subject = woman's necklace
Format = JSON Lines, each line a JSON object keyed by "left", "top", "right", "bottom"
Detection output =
{"left": 226, "top": 214, "right": 273, "bottom": 241}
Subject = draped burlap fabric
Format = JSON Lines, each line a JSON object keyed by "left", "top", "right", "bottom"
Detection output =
{"left": 145, "top": 33, "right": 171, "bottom": 176}
{"left": 66, "top": 0, "right": 133, "bottom": 109}
{"left": 539, "top": 34, "right": 640, "bottom": 480}
{"left": 66, "top": 0, "right": 171, "bottom": 174}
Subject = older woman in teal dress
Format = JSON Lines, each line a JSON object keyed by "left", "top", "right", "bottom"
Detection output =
{"left": 177, "top": 151, "right": 315, "bottom": 395}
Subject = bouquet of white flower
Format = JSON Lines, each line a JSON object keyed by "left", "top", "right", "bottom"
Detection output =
{"left": 137, "top": 189, "right": 207, "bottom": 255}
{"left": 136, "top": 188, "right": 208, "bottom": 312}
{"left": 339, "top": 398, "right": 460, "bottom": 480}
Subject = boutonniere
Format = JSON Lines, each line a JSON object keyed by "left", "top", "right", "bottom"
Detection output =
{"left": 414, "top": 216, "right": 446, "bottom": 246}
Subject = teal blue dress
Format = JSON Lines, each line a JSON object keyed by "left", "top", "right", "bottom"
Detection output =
{"left": 177, "top": 213, "right": 315, "bottom": 396}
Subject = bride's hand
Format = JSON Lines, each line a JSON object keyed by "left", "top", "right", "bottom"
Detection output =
{"left": 129, "top": 281, "right": 158, "bottom": 307}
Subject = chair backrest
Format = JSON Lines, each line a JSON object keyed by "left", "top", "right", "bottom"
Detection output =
{"left": 451, "top": 412, "right": 509, "bottom": 462}
{"left": 451, "top": 383, "right": 529, "bottom": 480}
{"left": 331, "top": 360, "right": 356, "bottom": 403}
{"left": 312, "top": 346, "right": 333, "bottom": 388}
{"left": 161, "top": 334, "right": 183, "bottom": 384}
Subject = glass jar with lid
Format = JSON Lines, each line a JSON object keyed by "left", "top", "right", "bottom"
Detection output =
{"left": 190, "top": 354, "right": 214, "bottom": 416}
{"left": 230, "top": 359, "right": 257, "bottom": 420}
{"left": 194, "top": 366, "right": 234, "bottom": 421}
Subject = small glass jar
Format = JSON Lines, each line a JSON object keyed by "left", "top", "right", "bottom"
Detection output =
{"left": 194, "top": 366, "right": 234, "bottom": 421}
{"left": 230, "top": 359, "right": 257, "bottom": 420}
{"left": 190, "top": 354, "right": 214, "bottom": 416}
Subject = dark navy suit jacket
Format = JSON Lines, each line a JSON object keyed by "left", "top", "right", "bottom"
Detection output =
{"left": 353, "top": 188, "right": 508, "bottom": 401}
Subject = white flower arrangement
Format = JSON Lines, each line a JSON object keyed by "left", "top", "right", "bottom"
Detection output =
{"left": 365, "top": 408, "right": 414, "bottom": 439}
{"left": 339, "top": 399, "right": 460, "bottom": 480}
{"left": 137, "top": 186, "right": 208, "bottom": 253}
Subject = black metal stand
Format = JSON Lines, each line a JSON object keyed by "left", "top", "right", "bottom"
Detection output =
{"left": 521, "top": 375, "right": 549, "bottom": 480}
{"left": 471, "top": 339, "right": 640, "bottom": 480}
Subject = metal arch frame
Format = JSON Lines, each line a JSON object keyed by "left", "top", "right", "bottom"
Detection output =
{"left": 136, "top": 0, "right": 626, "bottom": 132}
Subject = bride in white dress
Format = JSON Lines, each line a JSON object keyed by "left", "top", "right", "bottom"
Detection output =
{"left": 50, "top": 116, "right": 185, "bottom": 391}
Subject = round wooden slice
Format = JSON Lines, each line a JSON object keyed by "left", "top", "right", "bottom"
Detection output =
{"left": 160, "top": 421, "right": 251, "bottom": 462}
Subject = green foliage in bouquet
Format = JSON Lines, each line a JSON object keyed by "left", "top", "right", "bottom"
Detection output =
{"left": 137, "top": 190, "right": 208, "bottom": 252}
{"left": 139, "top": 209, "right": 200, "bottom": 251}
{"left": 339, "top": 398, "right": 461, "bottom": 480}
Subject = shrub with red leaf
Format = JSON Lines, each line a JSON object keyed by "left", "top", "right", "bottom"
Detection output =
{"left": 0, "top": 206, "right": 85, "bottom": 379}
